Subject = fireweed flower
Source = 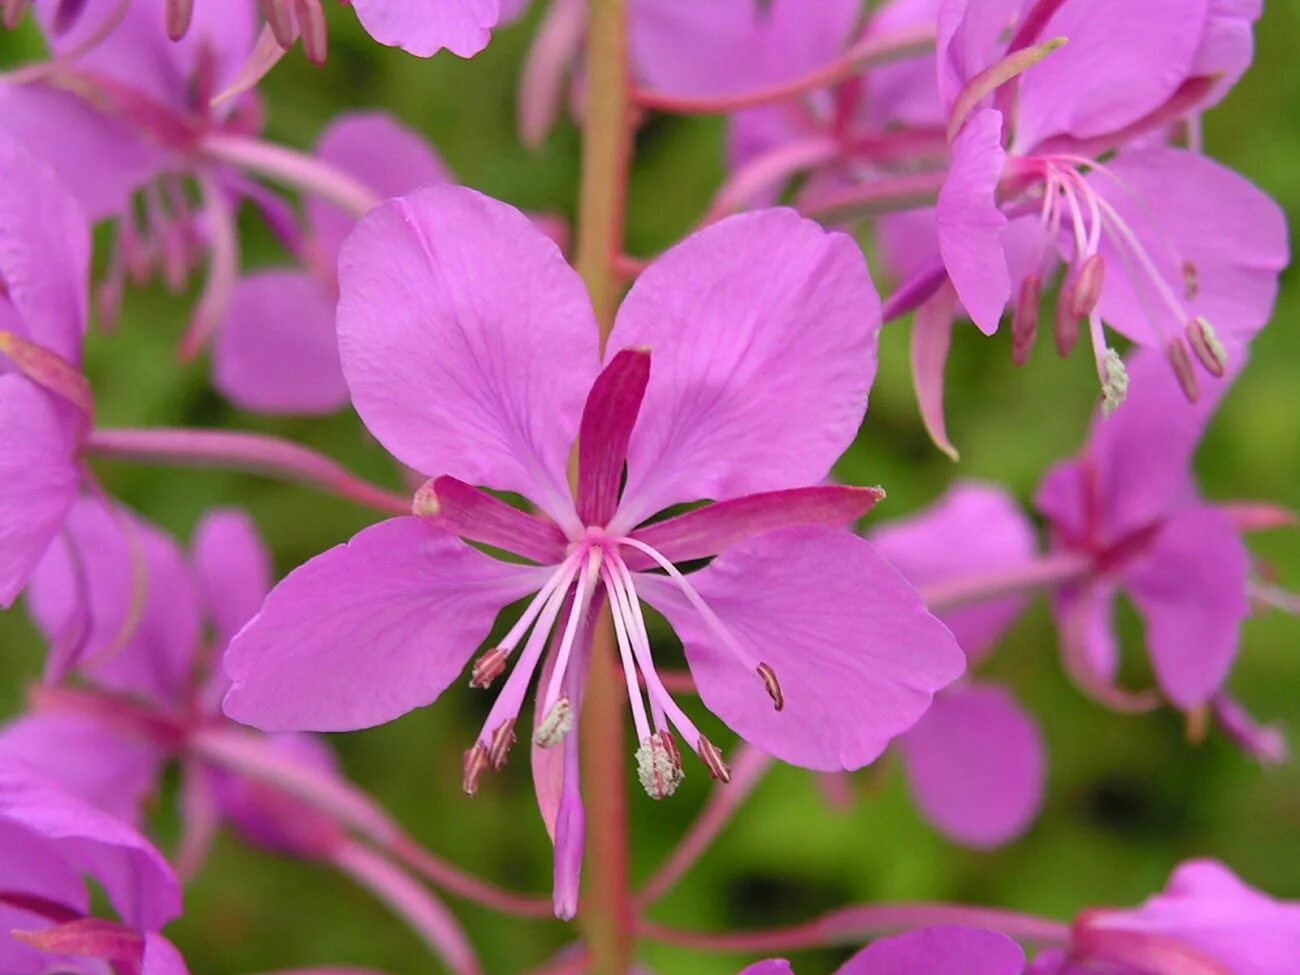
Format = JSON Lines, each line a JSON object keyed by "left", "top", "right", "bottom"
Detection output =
{"left": 1030, "top": 860, "right": 1300, "bottom": 975}
{"left": 1035, "top": 348, "right": 1252, "bottom": 712}
{"left": 222, "top": 186, "right": 966, "bottom": 915}
{"left": 871, "top": 483, "right": 1045, "bottom": 848}
{"left": 0, "top": 759, "right": 182, "bottom": 975}
{"left": 744, "top": 926, "right": 1027, "bottom": 975}
{"left": 214, "top": 111, "right": 451, "bottom": 414}
{"left": 930, "top": 0, "right": 1286, "bottom": 411}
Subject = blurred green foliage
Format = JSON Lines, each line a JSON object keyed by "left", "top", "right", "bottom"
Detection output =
{"left": 1, "top": 2, "right": 1298, "bottom": 974}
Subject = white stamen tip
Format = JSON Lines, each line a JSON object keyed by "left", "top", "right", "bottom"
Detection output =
{"left": 1101, "top": 349, "right": 1128, "bottom": 416}
{"left": 532, "top": 696, "right": 573, "bottom": 748}
{"left": 635, "top": 736, "right": 684, "bottom": 800}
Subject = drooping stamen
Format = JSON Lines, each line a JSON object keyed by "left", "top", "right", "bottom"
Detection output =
{"left": 1186, "top": 316, "right": 1228, "bottom": 377}
{"left": 470, "top": 553, "right": 582, "bottom": 688}
{"left": 1012, "top": 275, "right": 1041, "bottom": 366}
{"left": 294, "top": 0, "right": 328, "bottom": 64}
{"left": 533, "top": 696, "right": 573, "bottom": 749}
{"left": 696, "top": 736, "right": 731, "bottom": 784}
{"left": 1101, "top": 345, "right": 1128, "bottom": 416}
{"left": 1054, "top": 285, "right": 1080, "bottom": 357}
{"left": 488, "top": 718, "right": 516, "bottom": 770}
{"left": 165, "top": 0, "right": 194, "bottom": 40}
{"left": 538, "top": 548, "right": 604, "bottom": 720}
{"left": 462, "top": 744, "right": 490, "bottom": 796}
{"left": 1072, "top": 253, "right": 1106, "bottom": 319}
{"left": 469, "top": 647, "right": 510, "bottom": 690}
{"left": 756, "top": 663, "right": 784, "bottom": 712}
{"left": 1165, "top": 336, "right": 1201, "bottom": 403}
{"left": 603, "top": 564, "right": 653, "bottom": 744}
{"left": 261, "top": 0, "right": 299, "bottom": 48}
{"left": 636, "top": 733, "right": 685, "bottom": 800}
{"left": 2, "top": 0, "right": 32, "bottom": 31}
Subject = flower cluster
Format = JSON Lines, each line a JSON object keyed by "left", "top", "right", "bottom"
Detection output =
{"left": 0, "top": 0, "right": 1296, "bottom": 973}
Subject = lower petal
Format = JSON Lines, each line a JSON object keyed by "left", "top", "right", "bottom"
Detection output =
{"left": 838, "top": 926, "right": 1025, "bottom": 975}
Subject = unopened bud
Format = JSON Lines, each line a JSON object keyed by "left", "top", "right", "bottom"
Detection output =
{"left": 488, "top": 719, "right": 516, "bottom": 769}
{"left": 1071, "top": 254, "right": 1105, "bottom": 319}
{"left": 412, "top": 478, "right": 440, "bottom": 518}
{"left": 756, "top": 662, "right": 784, "bottom": 711}
{"left": 1012, "top": 275, "right": 1041, "bottom": 366}
{"left": 165, "top": 0, "right": 195, "bottom": 39}
{"left": 462, "top": 743, "right": 490, "bottom": 795}
{"left": 1166, "top": 337, "right": 1200, "bottom": 404}
{"left": 636, "top": 734, "right": 684, "bottom": 799}
{"left": 696, "top": 735, "right": 731, "bottom": 784}
{"left": 533, "top": 696, "right": 573, "bottom": 748}
{"left": 1186, "top": 316, "right": 1227, "bottom": 378}
{"left": 295, "top": 0, "right": 328, "bottom": 64}
{"left": 1054, "top": 286, "right": 1081, "bottom": 357}
{"left": 1101, "top": 348, "right": 1128, "bottom": 416}
{"left": 469, "top": 647, "right": 509, "bottom": 689}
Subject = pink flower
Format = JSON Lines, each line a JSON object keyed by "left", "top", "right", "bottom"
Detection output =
{"left": 1032, "top": 860, "right": 1300, "bottom": 975}
{"left": 1036, "top": 349, "right": 1251, "bottom": 711}
{"left": 745, "top": 926, "right": 1027, "bottom": 975}
{"left": 222, "top": 186, "right": 965, "bottom": 915}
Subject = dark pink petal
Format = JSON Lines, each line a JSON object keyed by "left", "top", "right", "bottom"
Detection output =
{"left": 872, "top": 482, "right": 1037, "bottom": 663}
{"left": 223, "top": 518, "right": 544, "bottom": 732}
{"left": 308, "top": 112, "right": 452, "bottom": 265}
{"left": 421, "top": 476, "right": 568, "bottom": 566}
{"left": 639, "top": 528, "right": 964, "bottom": 771}
{"left": 608, "top": 209, "right": 879, "bottom": 528}
{"left": 193, "top": 508, "right": 272, "bottom": 649}
{"left": 0, "top": 137, "right": 89, "bottom": 365}
{"left": 351, "top": 0, "right": 502, "bottom": 58}
{"left": 0, "top": 762, "right": 180, "bottom": 931}
{"left": 1092, "top": 148, "right": 1287, "bottom": 348}
{"left": 28, "top": 499, "right": 201, "bottom": 705}
{"left": 1014, "top": 0, "right": 1208, "bottom": 150}
{"left": 0, "top": 377, "right": 81, "bottom": 609}
{"left": 0, "top": 713, "right": 163, "bottom": 827}
{"left": 577, "top": 348, "right": 651, "bottom": 528}
{"left": 936, "top": 109, "right": 1009, "bottom": 335}
{"left": 337, "top": 186, "right": 599, "bottom": 525}
{"left": 837, "top": 926, "right": 1025, "bottom": 975}
{"left": 213, "top": 271, "right": 348, "bottom": 415}
{"left": 900, "top": 683, "right": 1046, "bottom": 848}
{"left": 1122, "top": 504, "right": 1249, "bottom": 709}
{"left": 628, "top": 485, "right": 884, "bottom": 565}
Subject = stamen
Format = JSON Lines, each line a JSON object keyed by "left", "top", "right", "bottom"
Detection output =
{"left": 1072, "top": 253, "right": 1105, "bottom": 319}
{"left": 756, "top": 663, "right": 784, "bottom": 712}
{"left": 696, "top": 736, "right": 732, "bottom": 784}
{"left": 1101, "top": 347, "right": 1128, "bottom": 415}
{"left": 411, "top": 479, "right": 440, "bottom": 517}
{"left": 469, "top": 647, "right": 510, "bottom": 690}
{"left": 462, "top": 743, "right": 490, "bottom": 796}
{"left": 1012, "top": 275, "right": 1040, "bottom": 366}
{"left": 488, "top": 719, "right": 517, "bottom": 769}
{"left": 1186, "top": 316, "right": 1228, "bottom": 377}
{"left": 539, "top": 548, "right": 603, "bottom": 717}
{"left": 1054, "top": 286, "right": 1080, "bottom": 357}
{"left": 533, "top": 696, "right": 573, "bottom": 749}
{"left": 1166, "top": 337, "right": 1200, "bottom": 403}
{"left": 603, "top": 565, "right": 653, "bottom": 744}
{"left": 488, "top": 553, "right": 582, "bottom": 665}
{"left": 636, "top": 733, "right": 685, "bottom": 799}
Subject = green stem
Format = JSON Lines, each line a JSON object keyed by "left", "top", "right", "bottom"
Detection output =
{"left": 573, "top": 2, "right": 635, "bottom": 974}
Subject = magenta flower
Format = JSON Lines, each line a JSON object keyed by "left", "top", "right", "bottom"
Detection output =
{"left": 214, "top": 112, "right": 451, "bottom": 414}
{"left": 0, "top": 760, "right": 181, "bottom": 975}
{"left": 932, "top": 0, "right": 1287, "bottom": 408}
{"left": 744, "top": 926, "right": 1026, "bottom": 975}
{"left": 1036, "top": 349, "right": 1251, "bottom": 711}
{"left": 1031, "top": 860, "right": 1300, "bottom": 975}
{"left": 222, "top": 186, "right": 965, "bottom": 914}
{"left": 872, "top": 483, "right": 1045, "bottom": 848}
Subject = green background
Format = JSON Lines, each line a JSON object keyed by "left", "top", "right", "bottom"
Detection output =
{"left": 1, "top": 2, "right": 1297, "bottom": 973}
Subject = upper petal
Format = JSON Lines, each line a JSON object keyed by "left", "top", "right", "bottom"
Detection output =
{"left": 837, "top": 926, "right": 1026, "bottom": 975}
{"left": 936, "top": 109, "right": 1009, "bottom": 335}
{"left": 1122, "top": 504, "right": 1250, "bottom": 709}
{"left": 192, "top": 508, "right": 272, "bottom": 650}
{"left": 351, "top": 0, "right": 502, "bottom": 58}
{"left": 0, "top": 376, "right": 81, "bottom": 609}
{"left": 337, "top": 186, "right": 600, "bottom": 525}
{"left": 900, "top": 683, "right": 1046, "bottom": 848}
{"left": 871, "top": 481, "right": 1038, "bottom": 663}
{"left": 222, "top": 517, "right": 544, "bottom": 732}
{"left": 639, "top": 527, "right": 965, "bottom": 771}
{"left": 608, "top": 209, "right": 880, "bottom": 528}
{"left": 0, "top": 136, "right": 90, "bottom": 364}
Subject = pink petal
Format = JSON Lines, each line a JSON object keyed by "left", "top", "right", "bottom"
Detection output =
{"left": 0, "top": 137, "right": 90, "bottom": 364}
{"left": 222, "top": 517, "right": 544, "bottom": 732}
{"left": 0, "top": 762, "right": 180, "bottom": 931}
{"left": 0, "top": 377, "right": 80, "bottom": 609}
{"left": 351, "top": 0, "right": 502, "bottom": 58}
{"left": 838, "top": 926, "right": 1025, "bottom": 975}
{"left": 28, "top": 499, "right": 201, "bottom": 705}
{"left": 1014, "top": 0, "right": 1209, "bottom": 150}
{"left": 1191, "top": 0, "right": 1264, "bottom": 108}
{"left": 337, "top": 186, "right": 599, "bottom": 526}
{"left": 608, "top": 209, "right": 880, "bottom": 528}
{"left": 142, "top": 934, "right": 189, "bottom": 975}
{"left": 739, "top": 964, "right": 794, "bottom": 975}
{"left": 308, "top": 112, "right": 453, "bottom": 265}
{"left": 936, "top": 108, "right": 1009, "bottom": 335}
{"left": 1122, "top": 504, "right": 1249, "bottom": 709}
{"left": 0, "top": 713, "right": 163, "bottom": 827}
{"left": 900, "top": 683, "right": 1046, "bottom": 848}
{"left": 639, "top": 527, "right": 965, "bottom": 771}
{"left": 1091, "top": 148, "right": 1287, "bottom": 348}
{"left": 213, "top": 271, "right": 348, "bottom": 415}
{"left": 872, "top": 482, "right": 1037, "bottom": 663}
{"left": 192, "top": 508, "right": 272, "bottom": 649}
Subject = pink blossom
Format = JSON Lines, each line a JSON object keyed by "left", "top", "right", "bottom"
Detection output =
{"left": 222, "top": 187, "right": 965, "bottom": 915}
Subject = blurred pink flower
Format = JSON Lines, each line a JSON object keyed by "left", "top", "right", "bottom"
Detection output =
{"left": 744, "top": 926, "right": 1026, "bottom": 975}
